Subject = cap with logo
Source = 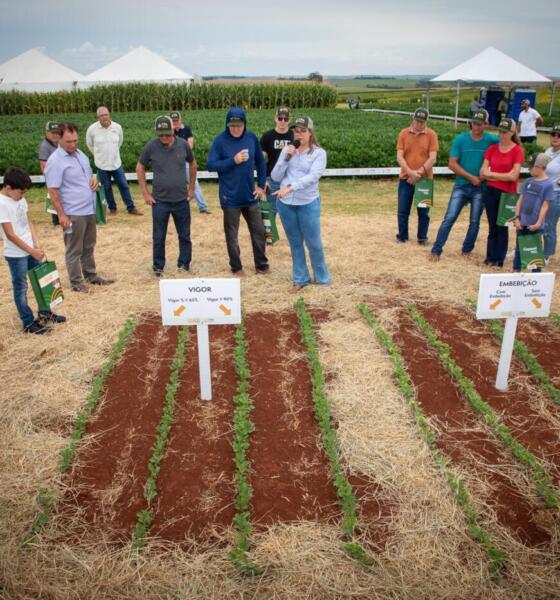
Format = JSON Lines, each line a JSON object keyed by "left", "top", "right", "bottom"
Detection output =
{"left": 498, "top": 117, "right": 516, "bottom": 133}
{"left": 291, "top": 116, "right": 314, "bottom": 130}
{"left": 413, "top": 108, "right": 429, "bottom": 122}
{"left": 169, "top": 111, "right": 181, "bottom": 121}
{"left": 276, "top": 106, "right": 290, "bottom": 118}
{"left": 550, "top": 123, "right": 560, "bottom": 135}
{"left": 471, "top": 109, "right": 489, "bottom": 124}
{"left": 155, "top": 116, "right": 174, "bottom": 136}
{"left": 530, "top": 153, "right": 551, "bottom": 169}
{"left": 45, "top": 121, "right": 60, "bottom": 133}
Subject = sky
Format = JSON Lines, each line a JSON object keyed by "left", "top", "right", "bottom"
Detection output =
{"left": 0, "top": 0, "right": 558, "bottom": 77}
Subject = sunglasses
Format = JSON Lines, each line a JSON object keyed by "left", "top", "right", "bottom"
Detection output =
{"left": 551, "top": 132, "right": 560, "bottom": 138}
{"left": 277, "top": 116, "right": 289, "bottom": 122}
{"left": 294, "top": 127, "right": 308, "bottom": 133}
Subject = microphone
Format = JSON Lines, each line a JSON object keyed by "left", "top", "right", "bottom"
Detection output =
{"left": 286, "top": 140, "right": 301, "bottom": 161}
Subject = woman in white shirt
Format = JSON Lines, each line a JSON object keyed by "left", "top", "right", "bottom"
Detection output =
{"left": 271, "top": 116, "right": 330, "bottom": 291}
{"left": 544, "top": 124, "right": 560, "bottom": 262}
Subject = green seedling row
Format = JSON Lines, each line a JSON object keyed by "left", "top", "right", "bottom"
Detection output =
{"left": 228, "top": 318, "right": 264, "bottom": 576}
{"left": 131, "top": 325, "right": 189, "bottom": 550}
{"left": 408, "top": 304, "right": 559, "bottom": 510}
{"left": 358, "top": 303, "right": 507, "bottom": 575}
{"left": 296, "top": 298, "right": 373, "bottom": 566}
{"left": 23, "top": 316, "right": 138, "bottom": 546}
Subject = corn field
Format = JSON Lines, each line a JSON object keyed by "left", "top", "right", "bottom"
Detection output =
{"left": 0, "top": 83, "right": 337, "bottom": 115}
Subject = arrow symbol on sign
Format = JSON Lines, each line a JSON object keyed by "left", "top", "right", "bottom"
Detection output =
{"left": 174, "top": 305, "right": 186, "bottom": 317}
{"left": 219, "top": 304, "right": 231, "bottom": 316}
{"left": 490, "top": 299, "right": 502, "bottom": 310}
{"left": 532, "top": 298, "right": 542, "bottom": 309}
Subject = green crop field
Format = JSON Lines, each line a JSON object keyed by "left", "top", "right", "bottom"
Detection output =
{"left": 0, "top": 109, "right": 467, "bottom": 175}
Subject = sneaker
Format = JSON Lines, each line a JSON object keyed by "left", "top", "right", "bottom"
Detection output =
{"left": 177, "top": 264, "right": 190, "bottom": 273}
{"left": 266, "top": 238, "right": 273, "bottom": 246}
{"left": 199, "top": 209, "right": 212, "bottom": 214}
{"left": 87, "top": 276, "right": 114, "bottom": 286}
{"left": 153, "top": 269, "right": 164, "bottom": 278}
{"left": 71, "top": 283, "right": 89, "bottom": 293}
{"left": 231, "top": 269, "right": 245, "bottom": 277}
{"left": 395, "top": 235, "right": 407, "bottom": 243}
{"left": 417, "top": 239, "right": 429, "bottom": 246}
{"left": 23, "top": 320, "right": 51, "bottom": 335}
{"left": 108, "top": 209, "right": 117, "bottom": 216}
{"left": 39, "top": 311, "right": 67, "bottom": 324}
{"left": 256, "top": 266, "right": 270, "bottom": 274}
{"left": 128, "top": 208, "right": 143, "bottom": 216}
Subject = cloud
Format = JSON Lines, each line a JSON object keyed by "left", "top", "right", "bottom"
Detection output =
{"left": 54, "top": 42, "right": 126, "bottom": 75}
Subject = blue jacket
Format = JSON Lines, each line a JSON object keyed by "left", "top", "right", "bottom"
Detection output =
{"left": 207, "top": 108, "right": 266, "bottom": 208}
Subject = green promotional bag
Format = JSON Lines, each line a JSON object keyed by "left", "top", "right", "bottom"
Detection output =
{"left": 413, "top": 178, "right": 433, "bottom": 208}
{"left": 96, "top": 185, "right": 107, "bottom": 225}
{"left": 497, "top": 192, "right": 519, "bottom": 226}
{"left": 518, "top": 233, "right": 545, "bottom": 271}
{"left": 45, "top": 194, "right": 57, "bottom": 215}
{"left": 28, "top": 260, "right": 64, "bottom": 312}
{"left": 260, "top": 201, "right": 279, "bottom": 243}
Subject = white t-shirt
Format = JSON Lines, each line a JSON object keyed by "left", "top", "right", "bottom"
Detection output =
{"left": 85, "top": 120, "right": 123, "bottom": 171}
{"left": 518, "top": 108, "right": 541, "bottom": 137}
{"left": 0, "top": 193, "right": 33, "bottom": 257}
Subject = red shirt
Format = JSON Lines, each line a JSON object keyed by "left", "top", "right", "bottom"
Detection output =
{"left": 484, "top": 143, "right": 524, "bottom": 193}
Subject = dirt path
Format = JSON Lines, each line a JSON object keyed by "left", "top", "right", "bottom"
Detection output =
{"left": 64, "top": 314, "right": 179, "bottom": 539}
{"left": 391, "top": 307, "right": 551, "bottom": 547}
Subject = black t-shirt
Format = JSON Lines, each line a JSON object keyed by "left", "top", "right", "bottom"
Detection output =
{"left": 260, "top": 128, "right": 294, "bottom": 176}
{"left": 174, "top": 125, "right": 193, "bottom": 141}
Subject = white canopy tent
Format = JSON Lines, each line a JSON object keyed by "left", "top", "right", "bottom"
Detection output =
{"left": 0, "top": 48, "right": 82, "bottom": 92}
{"left": 430, "top": 47, "right": 552, "bottom": 126}
{"left": 81, "top": 46, "right": 194, "bottom": 86}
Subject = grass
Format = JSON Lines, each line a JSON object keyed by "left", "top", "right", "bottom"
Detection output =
{"left": 408, "top": 303, "right": 559, "bottom": 510}
{"left": 358, "top": 302, "right": 508, "bottom": 575}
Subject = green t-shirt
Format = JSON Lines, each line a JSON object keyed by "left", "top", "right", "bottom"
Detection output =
{"left": 450, "top": 131, "right": 499, "bottom": 187}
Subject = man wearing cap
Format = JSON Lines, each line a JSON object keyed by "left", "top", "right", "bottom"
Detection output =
{"left": 39, "top": 121, "right": 61, "bottom": 226}
{"left": 260, "top": 107, "right": 294, "bottom": 244}
{"left": 170, "top": 111, "right": 211, "bottom": 214}
{"left": 430, "top": 109, "right": 498, "bottom": 261}
{"left": 45, "top": 122, "right": 114, "bottom": 292}
{"left": 207, "top": 107, "right": 269, "bottom": 275}
{"left": 86, "top": 107, "right": 142, "bottom": 217}
{"left": 517, "top": 99, "right": 542, "bottom": 144}
{"left": 136, "top": 116, "right": 196, "bottom": 276}
{"left": 396, "top": 108, "right": 439, "bottom": 244}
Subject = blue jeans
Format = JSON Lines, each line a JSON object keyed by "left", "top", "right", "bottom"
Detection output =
{"left": 277, "top": 198, "right": 330, "bottom": 286}
{"left": 5, "top": 254, "right": 42, "bottom": 327}
{"left": 97, "top": 166, "right": 136, "bottom": 212}
{"left": 514, "top": 228, "right": 543, "bottom": 272}
{"left": 397, "top": 179, "right": 430, "bottom": 241}
{"left": 483, "top": 186, "right": 509, "bottom": 266}
{"left": 185, "top": 168, "right": 208, "bottom": 212}
{"left": 152, "top": 200, "right": 191, "bottom": 271}
{"left": 544, "top": 190, "right": 560, "bottom": 257}
{"left": 431, "top": 183, "right": 484, "bottom": 256}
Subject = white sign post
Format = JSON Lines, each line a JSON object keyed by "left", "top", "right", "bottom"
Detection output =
{"left": 159, "top": 278, "right": 241, "bottom": 400}
{"left": 476, "top": 273, "right": 555, "bottom": 390}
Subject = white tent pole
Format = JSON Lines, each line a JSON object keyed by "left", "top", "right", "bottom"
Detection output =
{"left": 550, "top": 82, "right": 557, "bottom": 118}
{"left": 454, "top": 81, "right": 460, "bottom": 128}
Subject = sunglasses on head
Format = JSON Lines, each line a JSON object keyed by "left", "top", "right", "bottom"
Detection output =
{"left": 277, "top": 116, "right": 289, "bottom": 122}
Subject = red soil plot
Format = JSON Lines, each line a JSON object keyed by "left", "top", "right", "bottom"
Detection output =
{"left": 390, "top": 306, "right": 550, "bottom": 547}
{"left": 149, "top": 325, "right": 237, "bottom": 543}
{"left": 418, "top": 304, "right": 560, "bottom": 485}
{"left": 64, "top": 314, "right": 180, "bottom": 540}
{"left": 514, "top": 319, "right": 560, "bottom": 386}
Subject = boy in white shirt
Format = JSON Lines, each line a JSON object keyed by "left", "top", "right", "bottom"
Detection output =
{"left": 0, "top": 166, "right": 66, "bottom": 334}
